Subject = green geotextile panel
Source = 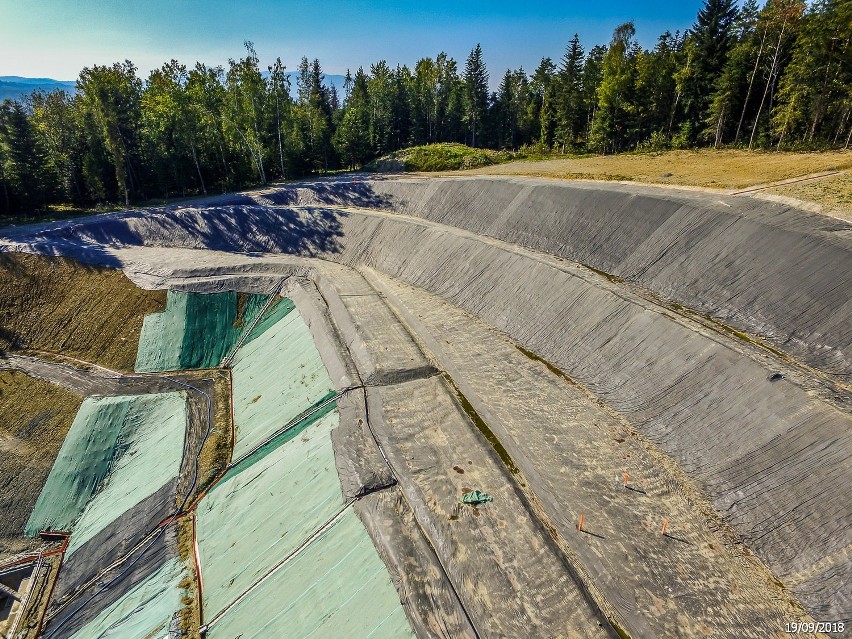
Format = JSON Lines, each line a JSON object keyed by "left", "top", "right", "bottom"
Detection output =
{"left": 196, "top": 408, "right": 343, "bottom": 620}
{"left": 67, "top": 557, "right": 186, "bottom": 639}
{"left": 230, "top": 305, "right": 335, "bottom": 460}
{"left": 65, "top": 392, "right": 188, "bottom": 556}
{"left": 208, "top": 508, "right": 415, "bottom": 639}
{"left": 135, "top": 291, "right": 270, "bottom": 372}
{"left": 26, "top": 396, "right": 132, "bottom": 536}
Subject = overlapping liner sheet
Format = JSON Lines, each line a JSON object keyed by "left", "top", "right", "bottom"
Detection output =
{"left": 208, "top": 508, "right": 412, "bottom": 639}
{"left": 43, "top": 522, "right": 188, "bottom": 639}
{"left": 198, "top": 406, "right": 413, "bottom": 639}
{"left": 197, "top": 405, "right": 341, "bottom": 619}
{"left": 135, "top": 290, "right": 269, "bottom": 372}
{"left": 65, "top": 556, "right": 186, "bottom": 639}
{"left": 197, "top": 301, "right": 413, "bottom": 638}
{"left": 25, "top": 392, "right": 187, "bottom": 544}
{"left": 229, "top": 298, "right": 335, "bottom": 459}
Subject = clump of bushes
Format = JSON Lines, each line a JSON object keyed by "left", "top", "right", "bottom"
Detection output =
{"left": 366, "top": 143, "right": 516, "bottom": 172}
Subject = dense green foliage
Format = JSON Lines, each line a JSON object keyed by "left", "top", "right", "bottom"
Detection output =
{"left": 1, "top": 0, "right": 850, "bottom": 216}
{"left": 364, "top": 143, "right": 513, "bottom": 172}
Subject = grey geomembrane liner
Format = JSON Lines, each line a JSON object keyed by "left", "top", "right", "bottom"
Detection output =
{"left": 208, "top": 508, "right": 414, "bottom": 639}
{"left": 43, "top": 522, "right": 183, "bottom": 639}
{"left": 229, "top": 301, "right": 335, "bottom": 459}
{"left": 364, "top": 376, "right": 609, "bottom": 638}
{"left": 371, "top": 271, "right": 812, "bottom": 637}
{"left": 15, "top": 176, "right": 847, "bottom": 373}
{"left": 66, "top": 557, "right": 185, "bottom": 639}
{"left": 3, "top": 175, "right": 848, "bottom": 627}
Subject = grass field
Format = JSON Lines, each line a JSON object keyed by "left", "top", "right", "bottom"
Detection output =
{"left": 0, "top": 253, "right": 166, "bottom": 371}
{"left": 460, "top": 148, "right": 850, "bottom": 187}
{"left": 764, "top": 172, "right": 852, "bottom": 218}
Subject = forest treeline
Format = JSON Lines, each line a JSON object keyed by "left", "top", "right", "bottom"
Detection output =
{"left": 0, "top": 0, "right": 850, "bottom": 215}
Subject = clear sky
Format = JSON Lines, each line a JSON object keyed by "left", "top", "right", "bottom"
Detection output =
{"left": 0, "top": 0, "right": 705, "bottom": 82}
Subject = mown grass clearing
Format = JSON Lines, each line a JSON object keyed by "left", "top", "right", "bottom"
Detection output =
{"left": 460, "top": 148, "right": 852, "bottom": 192}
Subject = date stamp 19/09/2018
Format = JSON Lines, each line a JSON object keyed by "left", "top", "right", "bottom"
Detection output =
{"left": 785, "top": 622, "right": 845, "bottom": 634}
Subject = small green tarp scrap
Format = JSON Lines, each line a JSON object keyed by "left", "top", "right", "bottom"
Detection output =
{"left": 460, "top": 490, "right": 493, "bottom": 505}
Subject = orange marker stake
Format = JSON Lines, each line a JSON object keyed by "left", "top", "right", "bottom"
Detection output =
{"left": 661, "top": 517, "right": 669, "bottom": 536}
{"left": 578, "top": 514, "right": 585, "bottom": 532}
{"left": 623, "top": 472, "right": 629, "bottom": 487}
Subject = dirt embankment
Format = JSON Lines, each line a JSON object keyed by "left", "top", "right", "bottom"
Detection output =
{"left": 0, "top": 253, "right": 165, "bottom": 371}
{"left": 0, "top": 370, "right": 82, "bottom": 559}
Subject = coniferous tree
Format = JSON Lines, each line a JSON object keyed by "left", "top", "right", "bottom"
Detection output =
{"left": 334, "top": 68, "right": 372, "bottom": 169}
{"left": 681, "top": 0, "right": 739, "bottom": 143}
{"left": 529, "top": 57, "right": 556, "bottom": 147}
{"left": 463, "top": 44, "right": 489, "bottom": 147}
{"left": 0, "top": 100, "right": 57, "bottom": 213}
{"left": 555, "top": 34, "right": 585, "bottom": 151}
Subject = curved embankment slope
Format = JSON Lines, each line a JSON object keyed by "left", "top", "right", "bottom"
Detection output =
{"left": 1, "top": 175, "right": 850, "bottom": 631}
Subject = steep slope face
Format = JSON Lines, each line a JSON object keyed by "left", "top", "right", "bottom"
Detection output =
{"left": 0, "top": 252, "right": 165, "bottom": 371}
{"left": 0, "top": 175, "right": 849, "bottom": 628}
{"left": 0, "top": 370, "right": 82, "bottom": 560}
{"left": 297, "top": 176, "right": 852, "bottom": 378}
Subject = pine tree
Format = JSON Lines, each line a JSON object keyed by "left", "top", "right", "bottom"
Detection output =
{"left": 334, "top": 68, "right": 371, "bottom": 169}
{"left": 0, "top": 100, "right": 57, "bottom": 213}
{"left": 555, "top": 34, "right": 585, "bottom": 151}
{"left": 529, "top": 58, "right": 556, "bottom": 147}
{"left": 463, "top": 44, "right": 489, "bottom": 147}
{"left": 681, "top": 0, "right": 739, "bottom": 143}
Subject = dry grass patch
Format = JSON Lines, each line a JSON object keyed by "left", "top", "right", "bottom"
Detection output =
{"left": 766, "top": 172, "right": 852, "bottom": 220}
{"left": 0, "top": 253, "right": 165, "bottom": 371}
{"left": 194, "top": 369, "right": 233, "bottom": 498}
{"left": 0, "top": 370, "right": 82, "bottom": 559}
{"left": 461, "top": 149, "right": 852, "bottom": 192}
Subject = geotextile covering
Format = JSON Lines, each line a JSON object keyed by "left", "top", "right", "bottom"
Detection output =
{"left": 197, "top": 407, "right": 342, "bottom": 619}
{"left": 135, "top": 290, "right": 269, "bottom": 372}
{"left": 207, "top": 507, "right": 413, "bottom": 639}
{"left": 230, "top": 301, "right": 335, "bottom": 460}
{"left": 25, "top": 392, "right": 186, "bottom": 542}
{"left": 65, "top": 556, "right": 186, "bottom": 639}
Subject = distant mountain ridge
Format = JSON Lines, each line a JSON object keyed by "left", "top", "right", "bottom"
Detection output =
{"left": 0, "top": 73, "right": 347, "bottom": 103}
{"left": 0, "top": 77, "right": 76, "bottom": 102}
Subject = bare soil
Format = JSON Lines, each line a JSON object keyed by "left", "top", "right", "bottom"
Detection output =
{"left": 0, "top": 370, "right": 81, "bottom": 560}
{"left": 0, "top": 253, "right": 165, "bottom": 371}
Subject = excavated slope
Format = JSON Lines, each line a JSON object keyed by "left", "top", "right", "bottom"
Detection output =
{"left": 1, "top": 175, "right": 850, "bottom": 625}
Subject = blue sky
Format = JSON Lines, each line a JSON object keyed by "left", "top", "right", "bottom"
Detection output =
{"left": 0, "top": 1, "right": 705, "bottom": 83}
